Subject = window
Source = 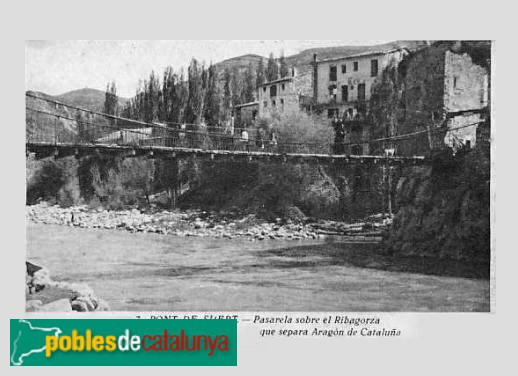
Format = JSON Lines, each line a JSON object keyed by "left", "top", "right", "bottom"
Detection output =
{"left": 272, "top": 100, "right": 276, "bottom": 107}
{"left": 353, "top": 62, "right": 358, "bottom": 71}
{"left": 453, "top": 76, "right": 459, "bottom": 88}
{"left": 370, "top": 59, "right": 378, "bottom": 77}
{"left": 329, "top": 66, "right": 337, "bottom": 81}
{"left": 270, "top": 85, "right": 277, "bottom": 97}
{"left": 357, "top": 83, "right": 366, "bottom": 101}
{"left": 281, "top": 83, "right": 285, "bottom": 90}
{"left": 280, "top": 98, "right": 284, "bottom": 110}
{"left": 341, "top": 85, "right": 349, "bottom": 102}
{"left": 263, "top": 87, "right": 266, "bottom": 92}
{"left": 341, "top": 64, "right": 347, "bottom": 74}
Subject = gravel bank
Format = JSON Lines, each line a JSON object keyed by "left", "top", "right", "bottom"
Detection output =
{"left": 26, "top": 202, "right": 390, "bottom": 242}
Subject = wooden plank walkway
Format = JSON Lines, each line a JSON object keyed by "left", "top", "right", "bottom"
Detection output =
{"left": 26, "top": 141, "right": 427, "bottom": 164}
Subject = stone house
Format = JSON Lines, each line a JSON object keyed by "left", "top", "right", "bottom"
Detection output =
{"left": 234, "top": 101, "right": 258, "bottom": 130}
{"left": 253, "top": 47, "right": 410, "bottom": 156}
{"left": 255, "top": 47, "right": 409, "bottom": 121}
{"left": 398, "top": 42, "right": 489, "bottom": 155}
{"left": 255, "top": 46, "right": 409, "bottom": 122}
{"left": 257, "top": 77, "right": 296, "bottom": 117}
{"left": 312, "top": 48, "right": 409, "bottom": 119}
{"left": 257, "top": 67, "right": 313, "bottom": 119}
{"left": 251, "top": 42, "right": 489, "bottom": 157}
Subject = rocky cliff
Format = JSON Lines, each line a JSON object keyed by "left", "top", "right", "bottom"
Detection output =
{"left": 384, "top": 144, "right": 490, "bottom": 265}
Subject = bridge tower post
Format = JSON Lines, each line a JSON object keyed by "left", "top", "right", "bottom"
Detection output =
{"left": 387, "top": 162, "right": 393, "bottom": 216}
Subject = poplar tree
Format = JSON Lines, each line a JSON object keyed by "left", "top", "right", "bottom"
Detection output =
{"left": 256, "top": 58, "right": 266, "bottom": 86}
{"left": 203, "top": 63, "right": 221, "bottom": 126}
{"left": 184, "top": 58, "right": 204, "bottom": 127}
{"left": 222, "top": 67, "right": 232, "bottom": 120}
{"left": 266, "top": 53, "right": 279, "bottom": 82}
{"left": 161, "top": 66, "right": 181, "bottom": 123}
{"left": 103, "top": 81, "right": 118, "bottom": 116}
{"left": 279, "top": 52, "right": 290, "bottom": 78}
{"left": 242, "top": 63, "right": 256, "bottom": 103}
{"left": 230, "top": 66, "right": 241, "bottom": 108}
{"left": 145, "top": 71, "right": 160, "bottom": 123}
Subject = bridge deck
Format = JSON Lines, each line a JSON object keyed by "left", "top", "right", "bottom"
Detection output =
{"left": 25, "top": 92, "right": 430, "bottom": 164}
{"left": 26, "top": 142, "right": 427, "bottom": 164}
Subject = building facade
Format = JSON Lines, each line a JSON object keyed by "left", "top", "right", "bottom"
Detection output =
{"left": 313, "top": 48, "right": 409, "bottom": 118}
{"left": 234, "top": 101, "right": 258, "bottom": 130}
{"left": 256, "top": 68, "right": 312, "bottom": 119}
{"left": 255, "top": 48, "right": 408, "bottom": 120}
{"left": 251, "top": 42, "right": 489, "bottom": 156}
{"left": 399, "top": 42, "right": 489, "bottom": 155}
{"left": 443, "top": 48, "right": 489, "bottom": 150}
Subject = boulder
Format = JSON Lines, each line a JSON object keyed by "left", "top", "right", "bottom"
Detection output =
{"left": 26, "top": 300, "right": 43, "bottom": 312}
{"left": 283, "top": 206, "right": 307, "bottom": 223}
{"left": 38, "top": 299, "right": 72, "bottom": 312}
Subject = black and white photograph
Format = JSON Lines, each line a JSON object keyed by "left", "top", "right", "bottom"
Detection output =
{"left": 24, "top": 39, "right": 492, "bottom": 313}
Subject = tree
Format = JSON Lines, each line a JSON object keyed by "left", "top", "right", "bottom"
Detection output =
{"left": 161, "top": 66, "right": 183, "bottom": 124}
{"left": 230, "top": 66, "right": 241, "bottom": 108}
{"left": 369, "top": 66, "right": 404, "bottom": 154}
{"left": 184, "top": 58, "right": 204, "bottom": 127}
{"left": 256, "top": 58, "right": 266, "bottom": 86}
{"left": 203, "top": 63, "right": 221, "bottom": 126}
{"left": 154, "top": 158, "right": 180, "bottom": 207}
{"left": 121, "top": 158, "right": 155, "bottom": 205}
{"left": 230, "top": 67, "right": 243, "bottom": 108}
{"left": 143, "top": 71, "right": 160, "bottom": 123}
{"left": 222, "top": 68, "right": 232, "bottom": 121}
{"left": 279, "top": 52, "right": 290, "bottom": 78}
{"left": 103, "top": 81, "right": 118, "bottom": 116}
{"left": 76, "top": 112, "right": 90, "bottom": 142}
{"left": 266, "top": 53, "right": 279, "bottom": 82}
{"left": 176, "top": 69, "right": 189, "bottom": 123}
{"left": 242, "top": 63, "right": 256, "bottom": 103}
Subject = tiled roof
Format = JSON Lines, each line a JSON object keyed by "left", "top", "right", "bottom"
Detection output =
{"left": 316, "top": 47, "right": 409, "bottom": 64}
{"left": 235, "top": 101, "right": 259, "bottom": 108}
{"left": 258, "top": 76, "right": 293, "bottom": 87}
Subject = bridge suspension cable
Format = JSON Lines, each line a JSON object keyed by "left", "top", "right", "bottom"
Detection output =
{"left": 26, "top": 92, "right": 485, "bottom": 156}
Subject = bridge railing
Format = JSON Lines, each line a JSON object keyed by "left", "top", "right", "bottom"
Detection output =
{"left": 26, "top": 92, "right": 482, "bottom": 158}
{"left": 25, "top": 93, "right": 333, "bottom": 155}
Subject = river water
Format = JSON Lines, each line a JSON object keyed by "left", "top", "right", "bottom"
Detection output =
{"left": 26, "top": 223, "right": 489, "bottom": 312}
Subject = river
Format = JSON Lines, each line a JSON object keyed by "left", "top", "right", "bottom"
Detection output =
{"left": 26, "top": 223, "right": 489, "bottom": 311}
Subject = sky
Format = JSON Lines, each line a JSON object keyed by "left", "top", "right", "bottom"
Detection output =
{"left": 25, "top": 40, "right": 390, "bottom": 98}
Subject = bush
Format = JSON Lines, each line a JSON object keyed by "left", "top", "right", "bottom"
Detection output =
{"left": 121, "top": 158, "right": 155, "bottom": 205}
{"left": 90, "top": 163, "right": 124, "bottom": 209}
{"left": 57, "top": 180, "right": 81, "bottom": 207}
{"left": 179, "top": 112, "right": 343, "bottom": 220}
{"left": 262, "top": 112, "right": 334, "bottom": 154}
{"left": 26, "top": 156, "right": 81, "bottom": 206}
{"left": 254, "top": 113, "right": 336, "bottom": 217}
{"left": 27, "top": 153, "right": 159, "bottom": 210}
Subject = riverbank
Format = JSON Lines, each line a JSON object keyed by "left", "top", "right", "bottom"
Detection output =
{"left": 26, "top": 261, "right": 109, "bottom": 312}
{"left": 26, "top": 202, "right": 390, "bottom": 242}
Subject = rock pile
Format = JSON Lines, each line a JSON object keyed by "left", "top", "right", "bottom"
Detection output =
{"left": 26, "top": 202, "right": 390, "bottom": 241}
{"left": 26, "top": 261, "right": 109, "bottom": 312}
{"left": 311, "top": 213, "right": 392, "bottom": 236}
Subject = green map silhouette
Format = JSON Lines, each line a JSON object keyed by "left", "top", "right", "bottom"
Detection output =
{"left": 11, "top": 320, "right": 61, "bottom": 366}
